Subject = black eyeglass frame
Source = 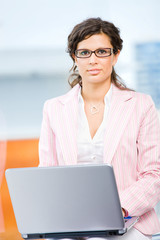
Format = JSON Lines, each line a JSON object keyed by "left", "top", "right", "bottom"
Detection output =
{"left": 75, "top": 48, "right": 115, "bottom": 58}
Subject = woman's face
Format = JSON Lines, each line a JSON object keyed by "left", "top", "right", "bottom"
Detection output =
{"left": 74, "top": 33, "right": 120, "bottom": 86}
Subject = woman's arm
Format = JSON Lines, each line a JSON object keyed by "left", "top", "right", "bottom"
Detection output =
{"left": 120, "top": 97, "right": 160, "bottom": 217}
{"left": 39, "top": 101, "right": 58, "bottom": 167}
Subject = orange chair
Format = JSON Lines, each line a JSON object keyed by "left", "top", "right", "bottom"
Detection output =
{"left": 0, "top": 139, "right": 39, "bottom": 240}
{"left": 0, "top": 140, "right": 6, "bottom": 233}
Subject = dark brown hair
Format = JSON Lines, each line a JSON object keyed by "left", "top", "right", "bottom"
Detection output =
{"left": 67, "top": 17, "right": 130, "bottom": 90}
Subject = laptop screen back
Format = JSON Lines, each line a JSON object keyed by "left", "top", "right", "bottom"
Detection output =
{"left": 5, "top": 164, "right": 124, "bottom": 235}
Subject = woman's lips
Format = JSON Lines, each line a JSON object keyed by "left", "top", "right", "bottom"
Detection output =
{"left": 88, "top": 69, "right": 101, "bottom": 75}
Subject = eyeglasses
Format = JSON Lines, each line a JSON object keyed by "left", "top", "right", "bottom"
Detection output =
{"left": 75, "top": 48, "right": 114, "bottom": 58}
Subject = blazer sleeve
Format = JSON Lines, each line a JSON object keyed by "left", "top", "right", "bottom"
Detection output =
{"left": 120, "top": 96, "right": 160, "bottom": 217}
{"left": 39, "top": 101, "right": 58, "bottom": 167}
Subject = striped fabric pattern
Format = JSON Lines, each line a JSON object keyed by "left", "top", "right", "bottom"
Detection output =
{"left": 39, "top": 84, "right": 160, "bottom": 235}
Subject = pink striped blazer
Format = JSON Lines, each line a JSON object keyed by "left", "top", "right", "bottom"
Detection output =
{"left": 39, "top": 84, "right": 160, "bottom": 235}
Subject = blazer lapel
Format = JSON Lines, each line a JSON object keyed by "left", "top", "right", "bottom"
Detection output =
{"left": 57, "top": 85, "right": 79, "bottom": 165}
{"left": 103, "top": 86, "right": 136, "bottom": 164}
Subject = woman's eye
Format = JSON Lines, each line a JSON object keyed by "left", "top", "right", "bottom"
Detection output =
{"left": 80, "top": 50, "right": 90, "bottom": 55}
{"left": 97, "top": 49, "right": 107, "bottom": 54}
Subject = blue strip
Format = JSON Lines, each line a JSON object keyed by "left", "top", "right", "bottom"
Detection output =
{"left": 124, "top": 216, "right": 132, "bottom": 219}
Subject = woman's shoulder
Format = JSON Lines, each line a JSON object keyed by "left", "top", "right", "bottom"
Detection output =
{"left": 43, "top": 84, "right": 80, "bottom": 108}
{"left": 130, "top": 89, "right": 152, "bottom": 99}
{"left": 131, "top": 90, "right": 154, "bottom": 105}
{"left": 113, "top": 84, "right": 154, "bottom": 105}
{"left": 121, "top": 90, "right": 157, "bottom": 120}
{"left": 120, "top": 89, "right": 157, "bottom": 117}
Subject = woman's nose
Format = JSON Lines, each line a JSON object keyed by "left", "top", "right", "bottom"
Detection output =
{"left": 88, "top": 52, "right": 98, "bottom": 64}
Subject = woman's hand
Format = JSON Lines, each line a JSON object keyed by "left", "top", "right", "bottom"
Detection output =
{"left": 122, "top": 208, "right": 128, "bottom": 217}
{"left": 122, "top": 208, "right": 125, "bottom": 217}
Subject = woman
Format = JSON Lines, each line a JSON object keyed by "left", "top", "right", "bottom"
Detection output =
{"left": 39, "top": 18, "right": 160, "bottom": 239}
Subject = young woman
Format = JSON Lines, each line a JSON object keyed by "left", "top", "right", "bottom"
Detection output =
{"left": 39, "top": 18, "right": 160, "bottom": 239}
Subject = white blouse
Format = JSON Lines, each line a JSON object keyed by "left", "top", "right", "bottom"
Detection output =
{"left": 77, "top": 85, "right": 112, "bottom": 165}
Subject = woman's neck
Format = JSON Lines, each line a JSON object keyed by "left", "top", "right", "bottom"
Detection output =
{"left": 81, "top": 81, "right": 111, "bottom": 103}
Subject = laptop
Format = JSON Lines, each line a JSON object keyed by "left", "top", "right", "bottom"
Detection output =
{"left": 5, "top": 164, "right": 139, "bottom": 239}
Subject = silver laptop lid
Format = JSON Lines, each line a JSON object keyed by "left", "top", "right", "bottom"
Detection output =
{"left": 5, "top": 164, "right": 125, "bottom": 235}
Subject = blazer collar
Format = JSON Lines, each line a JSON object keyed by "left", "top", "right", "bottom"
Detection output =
{"left": 58, "top": 83, "right": 134, "bottom": 104}
{"left": 103, "top": 85, "right": 136, "bottom": 164}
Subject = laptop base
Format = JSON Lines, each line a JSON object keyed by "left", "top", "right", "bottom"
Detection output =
{"left": 22, "top": 229, "right": 127, "bottom": 239}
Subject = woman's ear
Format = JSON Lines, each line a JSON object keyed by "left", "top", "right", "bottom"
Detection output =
{"left": 72, "top": 53, "right": 78, "bottom": 65}
{"left": 112, "top": 50, "right": 120, "bottom": 67}
{"left": 72, "top": 53, "right": 75, "bottom": 60}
